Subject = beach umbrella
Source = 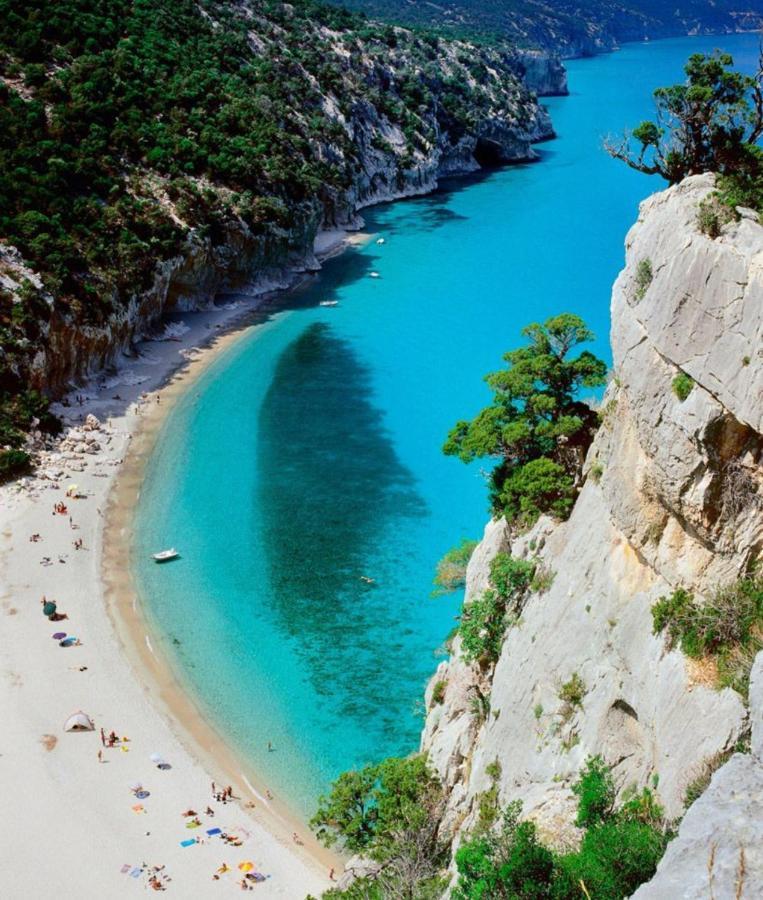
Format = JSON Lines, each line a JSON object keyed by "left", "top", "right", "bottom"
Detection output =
{"left": 60, "top": 636, "right": 78, "bottom": 647}
{"left": 238, "top": 862, "right": 255, "bottom": 873}
{"left": 64, "top": 711, "right": 94, "bottom": 732}
{"left": 52, "top": 632, "right": 67, "bottom": 640}
{"left": 150, "top": 752, "right": 171, "bottom": 769}
{"left": 66, "top": 484, "right": 79, "bottom": 497}
{"left": 42, "top": 601, "right": 57, "bottom": 617}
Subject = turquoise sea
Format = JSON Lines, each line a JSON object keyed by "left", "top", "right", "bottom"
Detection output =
{"left": 133, "top": 34, "right": 761, "bottom": 818}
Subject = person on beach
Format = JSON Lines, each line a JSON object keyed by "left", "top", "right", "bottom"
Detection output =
{"left": 100, "top": 728, "right": 106, "bottom": 746}
{"left": 211, "top": 781, "right": 216, "bottom": 796}
{"left": 97, "top": 750, "right": 103, "bottom": 764}
{"left": 267, "top": 741, "right": 273, "bottom": 752}
{"left": 329, "top": 868, "right": 335, "bottom": 881}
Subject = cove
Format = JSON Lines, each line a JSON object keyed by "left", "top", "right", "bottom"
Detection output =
{"left": 132, "top": 34, "right": 761, "bottom": 818}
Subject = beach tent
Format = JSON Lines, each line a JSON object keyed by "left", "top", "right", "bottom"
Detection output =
{"left": 64, "top": 711, "right": 94, "bottom": 732}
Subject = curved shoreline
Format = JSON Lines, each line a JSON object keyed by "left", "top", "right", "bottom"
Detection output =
{"left": 0, "top": 232, "right": 363, "bottom": 896}
{"left": 103, "top": 310, "right": 343, "bottom": 877}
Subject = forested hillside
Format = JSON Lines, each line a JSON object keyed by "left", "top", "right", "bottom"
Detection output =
{"left": 0, "top": 0, "right": 549, "bottom": 477}
{"left": 323, "top": 0, "right": 763, "bottom": 56}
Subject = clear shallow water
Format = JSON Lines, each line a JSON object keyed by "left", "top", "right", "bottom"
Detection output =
{"left": 133, "top": 34, "right": 760, "bottom": 817}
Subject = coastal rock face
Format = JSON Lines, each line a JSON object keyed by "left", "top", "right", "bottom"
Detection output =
{"left": 633, "top": 652, "right": 763, "bottom": 899}
{"left": 421, "top": 175, "right": 763, "bottom": 885}
{"left": 513, "top": 50, "right": 569, "bottom": 96}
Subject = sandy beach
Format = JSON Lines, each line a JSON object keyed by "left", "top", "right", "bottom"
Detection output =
{"left": 0, "top": 230, "right": 359, "bottom": 898}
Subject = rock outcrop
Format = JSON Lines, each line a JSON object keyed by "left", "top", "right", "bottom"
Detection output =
{"left": 421, "top": 174, "right": 763, "bottom": 889}
{"left": 514, "top": 50, "right": 569, "bottom": 96}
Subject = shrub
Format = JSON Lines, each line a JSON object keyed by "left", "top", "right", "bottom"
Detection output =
{"left": 0, "top": 448, "right": 31, "bottom": 482}
{"left": 672, "top": 372, "right": 694, "bottom": 402}
{"left": 458, "top": 553, "right": 535, "bottom": 666}
{"left": 651, "top": 576, "right": 763, "bottom": 697}
{"left": 433, "top": 539, "right": 478, "bottom": 595}
{"left": 531, "top": 566, "right": 555, "bottom": 594}
{"left": 558, "top": 672, "right": 587, "bottom": 720}
{"left": 453, "top": 802, "right": 556, "bottom": 900}
{"left": 489, "top": 553, "right": 535, "bottom": 601}
{"left": 558, "top": 818, "right": 668, "bottom": 898}
{"left": 589, "top": 462, "right": 604, "bottom": 483}
{"left": 454, "top": 760, "right": 671, "bottom": 900}
{"left": 431, "top": 679, "right": 447, "bottom": 706}
{"left": 697, "top": 194, "right": 735, "bottom": 238}
{"left": 573, "top": 756, "right": 615, "bottom": 828}
{"left": 634, "top": 259, "right": 653, "bottom": 301}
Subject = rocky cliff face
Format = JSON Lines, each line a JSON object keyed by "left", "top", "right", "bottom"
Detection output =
{"left": 1, "top": 10, "right": 553, "bottom": 402}
{"left": 421, "top": 174, "right": 763, "bottom": 890}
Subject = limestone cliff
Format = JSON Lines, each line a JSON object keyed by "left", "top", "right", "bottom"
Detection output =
{"left": 0, "top": 0, "right": 553, "bottom": 411}
{"left": 421, "top": 174, "right": 763, "bottom": 892}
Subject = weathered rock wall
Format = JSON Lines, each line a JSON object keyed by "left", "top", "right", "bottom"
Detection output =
{"left": 421, "top": 174, "right": 763, "bottom": 889}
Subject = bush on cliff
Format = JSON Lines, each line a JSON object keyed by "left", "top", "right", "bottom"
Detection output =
{"left": 453, "top": 758, "right": 672, "bottom": 900}
{"left": 651, "top": 574, "right": 763, "bottom": 697}
{"left": 311, "top": 754, "right": 448, "bottom": 898}
{"left": 606, "top": 51, "right": 763, "bottom": 213}
{"left": 433, "top": 538, "right": 479, "bottom": 596}
{"left": 443, "top": 314, "right": 606, "bottom": 526}
{"left": 458, "top": 553, "right": 535, "bottom": 666}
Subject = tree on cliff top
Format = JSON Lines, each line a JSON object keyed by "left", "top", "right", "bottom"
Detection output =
{"left": 443, "top": 313, "right": 606, "bottom": 526}
{"left": 605, "top": 51, "right": 763, "bottom": 189}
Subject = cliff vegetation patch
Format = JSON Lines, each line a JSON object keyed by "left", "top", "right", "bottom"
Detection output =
{"left": 443, "top": 314, "right": 606, "bottom": 527}
{"left": 453, "top": 757, "right": 672, "bottom": 899}
{"left": 651, "top": 574, "right": 763, "bottom": 698}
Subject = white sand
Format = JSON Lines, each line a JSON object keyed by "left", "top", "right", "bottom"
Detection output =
{"left": 0, "top": 284, "right": 345, "bottom": 897}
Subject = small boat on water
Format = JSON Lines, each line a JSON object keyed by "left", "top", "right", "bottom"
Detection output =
{"left": 376, "top": 238, "right": 385, "bottom": 245}
{"left": 319, "top": 300, "right": 339, "bottom": 307}
{"left": 152, "top": 548, "right": 179, "bottom": 563}
{"left": 369, "top": 271, "right": 380, "bottom": 278}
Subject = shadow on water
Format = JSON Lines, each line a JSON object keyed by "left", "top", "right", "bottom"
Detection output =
{"left": 256, "top": 322, "right": 428, "bottom": 725}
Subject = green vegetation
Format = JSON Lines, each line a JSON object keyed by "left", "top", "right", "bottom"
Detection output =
{"left": 697, "top": 193, "right": 735, "bottom": 238}
{"left": 453, "top": 758, "right": 672, "bottom": 899}
{"left": 634, "top": 258, "right": 653, "bottom": 301}
{"left": 558, "top": 672, "right": 587, "bottom": 721}
{"left": 311, "top": 754, "right": 448, "bottom": 898}
{"left": 458, "top": 553, "right": 535, "bottom": 666}
{"left": 589, "top": 462, "right": 603, "bottom": 483}
{"left": 607, "top": 51, "right": 763, "bottom": 215}
{"left": 530, "top": 565, "right": 555, "bottom": 594}
{"left": 431, "top": 679, "right": 447, "bottom": 706}
{"left": 433, "top": 539, "right": 478, "bottom": 596}
{"left": 0, "top": 0, "right": 536, "bottom": 464}
{"left": 672, "top": 372, "right": 694, "bottom": 402}
{"left": 444, "top": 314, "right": 606, "bottom": 526}
{"left": 320, "top": 0, "right": 747, "bottom": 54}
{"left": 0, "top": 448, "right": 31, "bottom": 482}
{"left": 651, "top": 575, "right": 763, "bottom": 697}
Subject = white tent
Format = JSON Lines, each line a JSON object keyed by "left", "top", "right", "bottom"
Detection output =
{"left": 63, "top": 711, "right": 94, "bottom": 732}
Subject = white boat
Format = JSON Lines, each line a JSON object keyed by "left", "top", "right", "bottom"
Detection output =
{"left": 152, "top": 548, "right": 179, "bottom": 563}
{"left": 319, "top": 300, "right": 339, "bottom": 307}
{"left": 369, "top": 271, "right": 380, "bottom": 278}
{"left": 376, "top": 238, "right": 385, "bottom": 245}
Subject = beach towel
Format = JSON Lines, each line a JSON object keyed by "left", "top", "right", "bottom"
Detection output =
{"left": 131, "top": 804, "right": 145, "bottom": 814}
{"left": 120, "top": 864, "right": 131, "bottom": 874}
{"left": 206, "top": 827, "right": 222, "bottom": 836}
{"left": 130, "top": 868, "right": 142, "bottom": 878}
{"left": 180, "top": 839, "right": 197, "bottom": 847}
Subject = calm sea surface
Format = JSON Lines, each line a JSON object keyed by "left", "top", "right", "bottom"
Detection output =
{"left": 133, "top": 34, "right": 760, "bottom": 817}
